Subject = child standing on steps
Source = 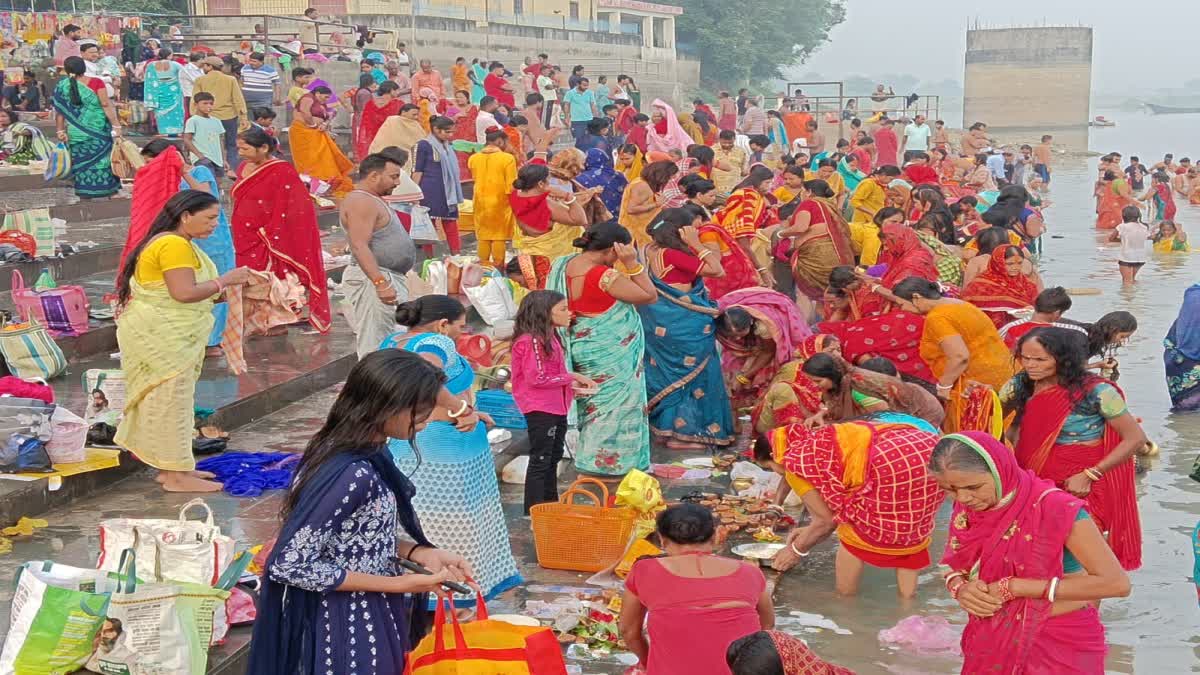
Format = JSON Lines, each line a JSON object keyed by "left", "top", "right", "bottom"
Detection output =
{"left": 510, "top": 290, "right": 596, "bottom": 513}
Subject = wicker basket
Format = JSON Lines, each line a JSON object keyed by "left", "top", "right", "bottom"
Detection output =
{"left": 530, "top": 477, "right": 636, "bottom": 572}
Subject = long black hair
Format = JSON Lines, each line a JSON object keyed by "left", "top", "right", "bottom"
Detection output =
{"left": 282, "top": 350, "right": 446, "bottom": 519}
{"left": 1008, "top": 327, "right": 1091, "bottom": 425}
{"left": 1086, "top": 310, "right": 1137, "bottom": 357}
{"left": 715, "top": 307, "right": 754, "bottom": 338}
{"left": 726, "top": 631, "right": 785, "bottom": 675}
{"left": 734, "top": 164, "right": 774, "bottom": 192}
{"left": 648, "top": 207, "right": 694, "bottom": 252}
{"left": 63, "top": 55, "right": 86, "bottom": 106}
{"left": 513, "top": 289, "right": 566, "bottom": 357}
{"left": 238, "top": 126, "right": 278, "bottom": 153}
{"left": 115, "top": 190, "right": 220, "bottom": 306}
{"left": 801, "top": 352, "right": 845, "bottom": 389}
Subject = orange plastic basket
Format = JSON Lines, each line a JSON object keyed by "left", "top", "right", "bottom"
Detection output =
{"left": 530, "top": 477, "right": 637, "bottom": 572}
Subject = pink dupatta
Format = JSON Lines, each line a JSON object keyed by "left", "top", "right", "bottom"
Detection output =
{"left": 645, "top": 99, "right": 695, "bottom": 155}
{"left": 941, "top": 431, "right": 1106, "bottom": 674}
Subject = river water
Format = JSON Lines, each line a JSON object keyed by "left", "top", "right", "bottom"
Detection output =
{"left": 769, "top": 111, "right": 1200, "bottom": 673}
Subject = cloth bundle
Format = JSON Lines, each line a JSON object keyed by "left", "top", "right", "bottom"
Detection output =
{"left": 195, "top": 451, "right": 300, "bottom": 497}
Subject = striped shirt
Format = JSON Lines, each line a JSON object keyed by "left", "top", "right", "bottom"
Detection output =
{"left": 240, "top": 64, "right": 279, "bottom": 96}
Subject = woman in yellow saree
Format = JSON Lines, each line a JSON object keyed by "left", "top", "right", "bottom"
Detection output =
{"left": 290, "top": 86, "right": 354, "bottom": 198}
{"left": 114, "top": 191, "right": 253, "bottom": 492}
{"left": 616, "top": 143, "right": 644, "bottom": 183}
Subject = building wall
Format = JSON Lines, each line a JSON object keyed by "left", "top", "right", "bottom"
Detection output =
{"left": 963, "top": 27, "right": 1093, "bottom": 133}
{"left": 192, "top": 12, "right": 695, "bottom": 102}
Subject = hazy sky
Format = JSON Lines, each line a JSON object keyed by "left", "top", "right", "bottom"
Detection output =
{"left": 793, "top": 0, "right": 1194, "bottom": 92}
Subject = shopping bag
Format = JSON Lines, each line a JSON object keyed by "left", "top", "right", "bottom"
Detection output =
{"left": 99, "top": 550, "right": 228, "bottom": 675}
{"left": 0, "top": 559, "right": 123, "bottom": 674}
{"left": 43, "top": 142, "right": 71, "bottom": 181}
{"left": 2, "top": 207, "right": 55, "bottom": 258}
{"left": 421, "top": 259, "right": 449, "bottom": 295}
{"left": 82, "top": 368, "right": 125, "bottom": 423}
{"left": 46, "top": 405, "right": 87, "bottom": 464}
{"left": 109, "top": 138, "right": 144, "bottom": 180}
{"left": 462, "top": 277, "right": 517, "bottom": 326}
{"left": 0, "top": 320, "right": 66, "bottom": 380}
{"left": 10, "top": 270, "right": 46, "bottom": 324}
{"left": 408, "top": 204, "right": 438, "bottom": 241}
{"left": 97, "top": 498, "right": 237, "bottom": 586}
{"left": 405, "top": 595, "right": 567, "bottom": 674}
{"left": 38, "top": 284, "right": 90, "bottom": 334}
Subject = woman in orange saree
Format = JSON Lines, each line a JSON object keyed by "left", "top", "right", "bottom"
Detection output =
{"left": 290, "top": 88, "right": 354, "bottom": 198}
{"left": 754, "top": 420, "right": 944, "bottom": 597}
{"left": 681, "top": 175, "right": 758, "bottom": 299}
{"left": 893, "top": 277, "right": 1013, "bottom": 435}
{"left": 231, "top": 128, "right": 331, "bottom": 332}
{"left": 1095, "top": 170, "right": 1138, "bottom": 230}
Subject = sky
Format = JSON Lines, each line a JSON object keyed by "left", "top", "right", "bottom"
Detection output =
{"left": 791, "top": 0, "right": 1197, "bottom": 93}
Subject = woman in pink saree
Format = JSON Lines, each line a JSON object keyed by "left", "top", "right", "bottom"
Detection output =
{"left": 716, "top": 287, "right": 812, "bottom": 411}
{"left": 646, "top": 99, "right": 695, "bottom": 155}
{"left": 931, "top": 432, "right": 1131, "bottom": 674}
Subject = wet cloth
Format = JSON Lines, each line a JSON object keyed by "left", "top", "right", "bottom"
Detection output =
{"left": 289, "top": 99, "right": 354, "bottom": 197}
{"left": 548, "top": 255, "right": 651, "bottom": 476}
{"left": 368, "top": 113, "right": 425, "bottom": 158}
{"left": 195, "top": 451, "right": 298, "bottom": 497}
{"left": 383, "top": 331, "right": 523, "bottom": 608}
{"left": 638, "top": 252, "right": 734, "bottom": 446}
{"left": 940, "top": 432, "right": 1105, "bottom": 674}
{"left": 115, "top": 238, "right": 217, "bottom": 472}
{"left": 221, "top": 269, "right": 304, "bottom": 374}
{"left": 231, "top": 158, "right": 331, "bottom": 332}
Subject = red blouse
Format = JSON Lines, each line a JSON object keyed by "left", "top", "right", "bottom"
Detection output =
{"left": 567, "top": 265, "right": 617, "bottom": 314}
{"left": 658, "top": 248, "right": 702, "bottom": 284}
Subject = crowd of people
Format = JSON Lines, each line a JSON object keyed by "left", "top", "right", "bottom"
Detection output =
{"left": 48, "top": 16, "right": 1197, "bottom": 672}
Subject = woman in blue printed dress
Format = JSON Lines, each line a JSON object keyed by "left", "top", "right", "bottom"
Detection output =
{"left": 383, "top": 295, "right": 523, "bottom": 609}
{"left": 248, "top": 350, "right": 475, "bottom": 675}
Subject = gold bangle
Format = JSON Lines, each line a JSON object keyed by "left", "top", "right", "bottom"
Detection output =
{"left": 1083, "top": 467, "right": 1103, "bottom": 481}
{"left": 624, "top": 264, "right": 645, "bottom": 276}
{"left": 696, "top": 248, "right": 712, "bottom": 261}
{"left": 735, "top": 374, "right": 751, "bottom": 385}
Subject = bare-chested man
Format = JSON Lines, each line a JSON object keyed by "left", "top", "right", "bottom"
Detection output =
{"left": 340, "top": 150, "right": 418, "bottom": 358}
{"left": 1033, "top": 134, "right": 1053, "bottom": 185}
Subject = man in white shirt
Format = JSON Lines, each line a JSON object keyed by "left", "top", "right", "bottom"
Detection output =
{"left": 902, "top": 114, "right": 931, "bottom": 160}
{"left": 179, "top": 51, "right": 204, "bottom": 116}
{"left": 986, "top": 149, "right": 1007, "bottom": 184}
{"left": 79, "top": 41, "right": 120, "bottom": 99}
{"left": 395, "top": 42, "right": 411, "bottom": 70}
{"left": 475, "top": 96, "right": 500, "bottom": 144}
{"left": 536, "top": 66, "right": 559, "bottom": 129}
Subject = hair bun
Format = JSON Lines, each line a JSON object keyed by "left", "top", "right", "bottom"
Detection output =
{"left": 393, "top": 300, "right": 421, "bottom": 327}
{"left": 571, "top": 234, "right": 590, "bottom": 249}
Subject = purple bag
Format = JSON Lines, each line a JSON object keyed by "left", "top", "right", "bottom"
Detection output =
{"left": 39, "top": 286, "right": 89, "bottom": 334}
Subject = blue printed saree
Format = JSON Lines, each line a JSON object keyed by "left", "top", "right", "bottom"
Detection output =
{"left": 53, "top": 78, "right": 119, "bottom": 199}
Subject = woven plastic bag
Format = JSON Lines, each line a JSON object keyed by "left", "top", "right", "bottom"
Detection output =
{"left": 405, "top": 596, "right": 567, "bottom": 674}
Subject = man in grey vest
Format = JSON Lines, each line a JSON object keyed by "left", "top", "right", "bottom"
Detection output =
{"left": 340, "top": 151, "right": 417, "bottom": 358}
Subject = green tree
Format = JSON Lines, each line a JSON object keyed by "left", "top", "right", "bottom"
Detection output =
{"left": 673, "top": 0, "right": 845, "bottom": 88}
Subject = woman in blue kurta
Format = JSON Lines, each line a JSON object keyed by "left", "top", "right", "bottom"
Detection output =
{"left": 637, "top": 207, "right": 734, "bottom": 448}
{"left": 1165, "top": 284, "right": 1200, "bottom": 411}
{"left": 249, "top": 350, "right": 474, "bottom": 675}
{"left": 383, "top": 295, "right": 522, "bottom": 609}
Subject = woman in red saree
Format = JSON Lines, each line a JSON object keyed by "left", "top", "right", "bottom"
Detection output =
{"left": 932, "top": 432, "right": 1131, "bottom": 674}
{"left": 776, "top": 179, "right": 855, "bottom": 300}
{"left": 1003, "top": 326, "right": 1145, "bottom": 571}
{"left": 716, "top": 165, "right": 779, "bottom": 285}
{"left": 123, "top": 143, "right": 185, "bottom": 271}
{"left": 960, "top": 244, "right": 1038, "bottom": 329}
{"left": 818, "top": 310, "right": 935, "bottom": 385}
{"left": 1094, "top": 170, "right": 1138, "bottom": 230}
{"left": 682, "top": 176, "right": 758, "bottom": 299}
{"left": 353, "top": 81, "right": 402, "bottom": 161}
{"left": 450, "top": 98, "right": 480, "bottom": 181}
{"left": 877, "top": 221, "right": 938, "bottom": 288}
{"left": 751, "top": 334, "right": 840, "bottom": 434}
{"left": 755, "top": 420, "right": 944, "bottom": 597}
{"left": 231, "top": 129, "right": 331, "bottom": 332}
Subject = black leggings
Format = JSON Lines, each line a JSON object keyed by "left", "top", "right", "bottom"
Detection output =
{"left": 523, "top": 411, "right": 568, "bottom": 514}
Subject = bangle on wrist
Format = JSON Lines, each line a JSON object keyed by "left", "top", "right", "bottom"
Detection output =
{"left": 624, "top": 263, "right": 645, "bottom": 276}
{"left": 936, "top": 382, "right": 953, "bottom": 391}
{"left": 372, "top": 276, "right": 390, "bottom": 287}
{"left": 1047, "top": 576, "right": 1060, "bottom": 603}
{"left": 447, "top": 400, "right": 470, "bottom": 418}
{"left": 996, "top": 576, "right": 1016, "bottom": 603}
{"left": 735, "top": 373, "right": 752, "bottom": 386}
{"left": 948, "top": 579, "right": 966, "bottom": 599}
{"left": 789, "top": 542, "right": 809, "bottom": 557}
{"left": 407, "top": 543, "right": 431, "bottom": 561}
{"left": 1083, "top": 466, "right": 1103, "bottom": 481}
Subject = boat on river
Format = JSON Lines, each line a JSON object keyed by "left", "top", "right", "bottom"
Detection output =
{"left": 1089, "top": 116, "right": 1115, "bottom": 127}
{"left": 1145, "top": 103, "right": 1200, "bottom": 115}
